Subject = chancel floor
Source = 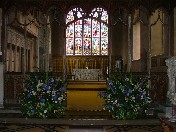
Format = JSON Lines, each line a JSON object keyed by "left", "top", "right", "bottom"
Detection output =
{"left": 0, "top": 109, "right": 164, "bottom": 132}
{"left": 0, "top": 124, "right": 164, "bottom": 132}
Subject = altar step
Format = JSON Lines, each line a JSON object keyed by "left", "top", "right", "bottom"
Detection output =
{"left": 66, "top": 81, "right": 107, "bottom": 111}
{"left": 157, "top": 101, "right": 173, "bottom": 118}
{"left": 67, "top": 80, "right": 107, "bottom": 89}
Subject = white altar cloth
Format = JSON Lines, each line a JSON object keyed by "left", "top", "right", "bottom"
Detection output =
{"left": 72, "top": 69, "right": 102, "bottom": 80}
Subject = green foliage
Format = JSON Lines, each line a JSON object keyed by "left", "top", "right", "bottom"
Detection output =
{"left": 100, "top": 72, "right": 152, "bottom": 120}
{"left": 19, "top": 72, "right": 66, "bottom": 118}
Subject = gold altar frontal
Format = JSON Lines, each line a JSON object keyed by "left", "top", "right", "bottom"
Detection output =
{"left": 66, "top": 81, "right": 106, "bottom": 111}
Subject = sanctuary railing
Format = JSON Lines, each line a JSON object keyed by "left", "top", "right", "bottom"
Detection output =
{"left": 4, "top": 72, "right": 168, "bottom": 107}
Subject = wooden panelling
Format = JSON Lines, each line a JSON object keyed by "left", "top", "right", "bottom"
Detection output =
{"left": 66, "top": 56, "right": 109, "bottom": 75}
{"left": 52, "top": 55, "right": 122, "bottom": 75}
{"left": 52, "top": 56, "right": 63, "bottom": 72}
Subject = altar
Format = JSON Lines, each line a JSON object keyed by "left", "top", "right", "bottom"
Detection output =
{"left": 72, "top": 69, "right": 103, "bottom": 80}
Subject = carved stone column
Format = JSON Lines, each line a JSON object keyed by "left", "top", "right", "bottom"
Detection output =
{"left": 166, "top": 56, "right": 176, "bottom": 103}
{"left": 51, "top": 10, "right": 65, "bottom": 74}
{"left": 127, "top": 13, "right": 132, "bottom": 72}
{"left": 0, "top": 8, "right": 4, "bottom": 108}
{"left": 0, "top": 62, "right": 3, "bottom": 108}
{"left": 51, "top": 11, "right": 65, "bottom": 57}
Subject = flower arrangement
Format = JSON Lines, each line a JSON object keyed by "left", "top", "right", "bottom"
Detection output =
{"left": 99, "top": 72, "right": 152, "bottom": 120}
{"left": 19, "top": 72, "right": 66, "bottom": 118}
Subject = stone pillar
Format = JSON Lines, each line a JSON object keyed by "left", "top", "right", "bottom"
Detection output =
{"left": 174, "top": 8, "right": 176, "bottom": 56}
{"left": 166, "top": 56, "right": 176, "bottom": 103}
{"left": 51, "top": 11, "right": 65, "bottom": 57}
{"left": 0, "top": 62, "right": 3, "bottom": 108}
{"left": 127, "top": 13, "right": 132, "bottom": 72}
{"left": 0, "top": 8, "right": 4, "bottom": 108}
{"left": 36, "top": 37, "right": 40, "bottom": 70}
{"left": 165, "top": 56, "right": 176, "bottom": 119}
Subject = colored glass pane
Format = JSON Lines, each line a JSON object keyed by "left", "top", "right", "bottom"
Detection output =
{"left": 101, "top": 10, "right": 108, "bottom": 23}
{"left": 75, "top": 38, "right": 82, "bottom": 55}
{"left": 75, "top": 20, "right": 82, "bottom": 37}
{"left": 92, "top": 20, "right": 100, "bottom": 37}
{"left": 66, "top": 10, "right": 74, "bottom": 24}
{"left": 66, "top": 38, "right": 74, "bottom": 55}
{"left": 66, "top": 8, "right": 85, "bottom": 24}
{"left": 66, "top": 24, "right": 74, "bottom": 38}
{"left": 92, "top": 38, "right": 100, "bottom": 55}
{"left": 84, "top": 19, "right": 91, "bottom": 38}
{"left": 101, "top": 38, "right": 108, "bottom": 55}
{"left": 101, "top": 23, "right": 108, "bottom": 37}
{"left": 83, "top": 38, "right": 91, "bottom": 55}
{"left": 93, "top": 12, "right": 99, "bottom": 18}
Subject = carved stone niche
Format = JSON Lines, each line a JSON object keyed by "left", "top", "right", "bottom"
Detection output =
{"left": 166, "top": 56, "right": 176, "bottom": 104}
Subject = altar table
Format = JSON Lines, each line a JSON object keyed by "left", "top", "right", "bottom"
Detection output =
{"left": 72, "top": 69, "right": 102, "bottom": 80}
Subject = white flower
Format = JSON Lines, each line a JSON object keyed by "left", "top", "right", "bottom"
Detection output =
{"left": 44, "top": 110, "right": 47, "bottom": 113}
{"left": 36, "top": 80, "right": 43, "bottom": 89}
{"left": 58, "top": 97, "right": 63, "bottom": 101}
{"left": 32, "top": 91, "right": 36, "bottom": 95}
{"left": 171, "top": 93, "right": 175, "bottom": 96}
{"left": 47, "top": 91, "right": 50, "bottom": 93}
{"left": 132, "top": 97, "right": 135, "bottom": 100}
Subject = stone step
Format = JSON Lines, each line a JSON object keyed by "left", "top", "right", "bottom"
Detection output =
{"left": 159, "top": 104, "right": 172, "bottom": 112}
{"left": 158, "top": 112, "right": 172, "bottom": 118}
{"left": 158, "top": 104, "right": 173, "bottom": 118}
{"left": 0, "top": 108, "right": 21, "bottom": 114}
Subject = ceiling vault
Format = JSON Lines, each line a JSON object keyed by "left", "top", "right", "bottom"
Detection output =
{"left": 0, "top": 0, "right": 176, "bottom": 15}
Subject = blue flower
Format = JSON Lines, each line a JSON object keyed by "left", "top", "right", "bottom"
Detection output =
{"left": 108, "top": 104, "right": 113, "bottom": 110}
{"left": 31, "top": 109, "right": 35, "bottom": 113}
{"left": 109, "top": 85, "right": 116, "bottom": 94}
{"left": 27, "top": 93, "right": 31, "bottom": 98}
{"left": 128, "top": 89, "right": 132, "bottom": 94}
{"left": 52, "top": 94, "right": 58, "bottom": 100}
{"left": 99, "top": 91, "right": 106, "bottom": 98}
{"left": 43, "top": 84, "right": 50, "bottom": 91}
{"left": 47, "top": 78, "right": 51, "bottom": 84}
{"left": 40, "top": 98, "right": 45, "bottom": 103}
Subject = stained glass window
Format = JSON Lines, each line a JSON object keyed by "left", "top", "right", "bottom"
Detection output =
{"left": 66, "top": 7, "right": 108, "bottom": 55}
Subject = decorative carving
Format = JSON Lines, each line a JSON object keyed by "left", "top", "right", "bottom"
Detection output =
{"left": 11, "top": 32, "right": 16, "bottom": 45}
{"left": 16, "top": 35, "right": 20, "bottom": 46}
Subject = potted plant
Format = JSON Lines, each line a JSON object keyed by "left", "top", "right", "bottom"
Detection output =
{"left": 99, "top": 72, "right": 152, "bottom": 120}
{"left": 19, "top": 72, "right": 67, "bottom": 118}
